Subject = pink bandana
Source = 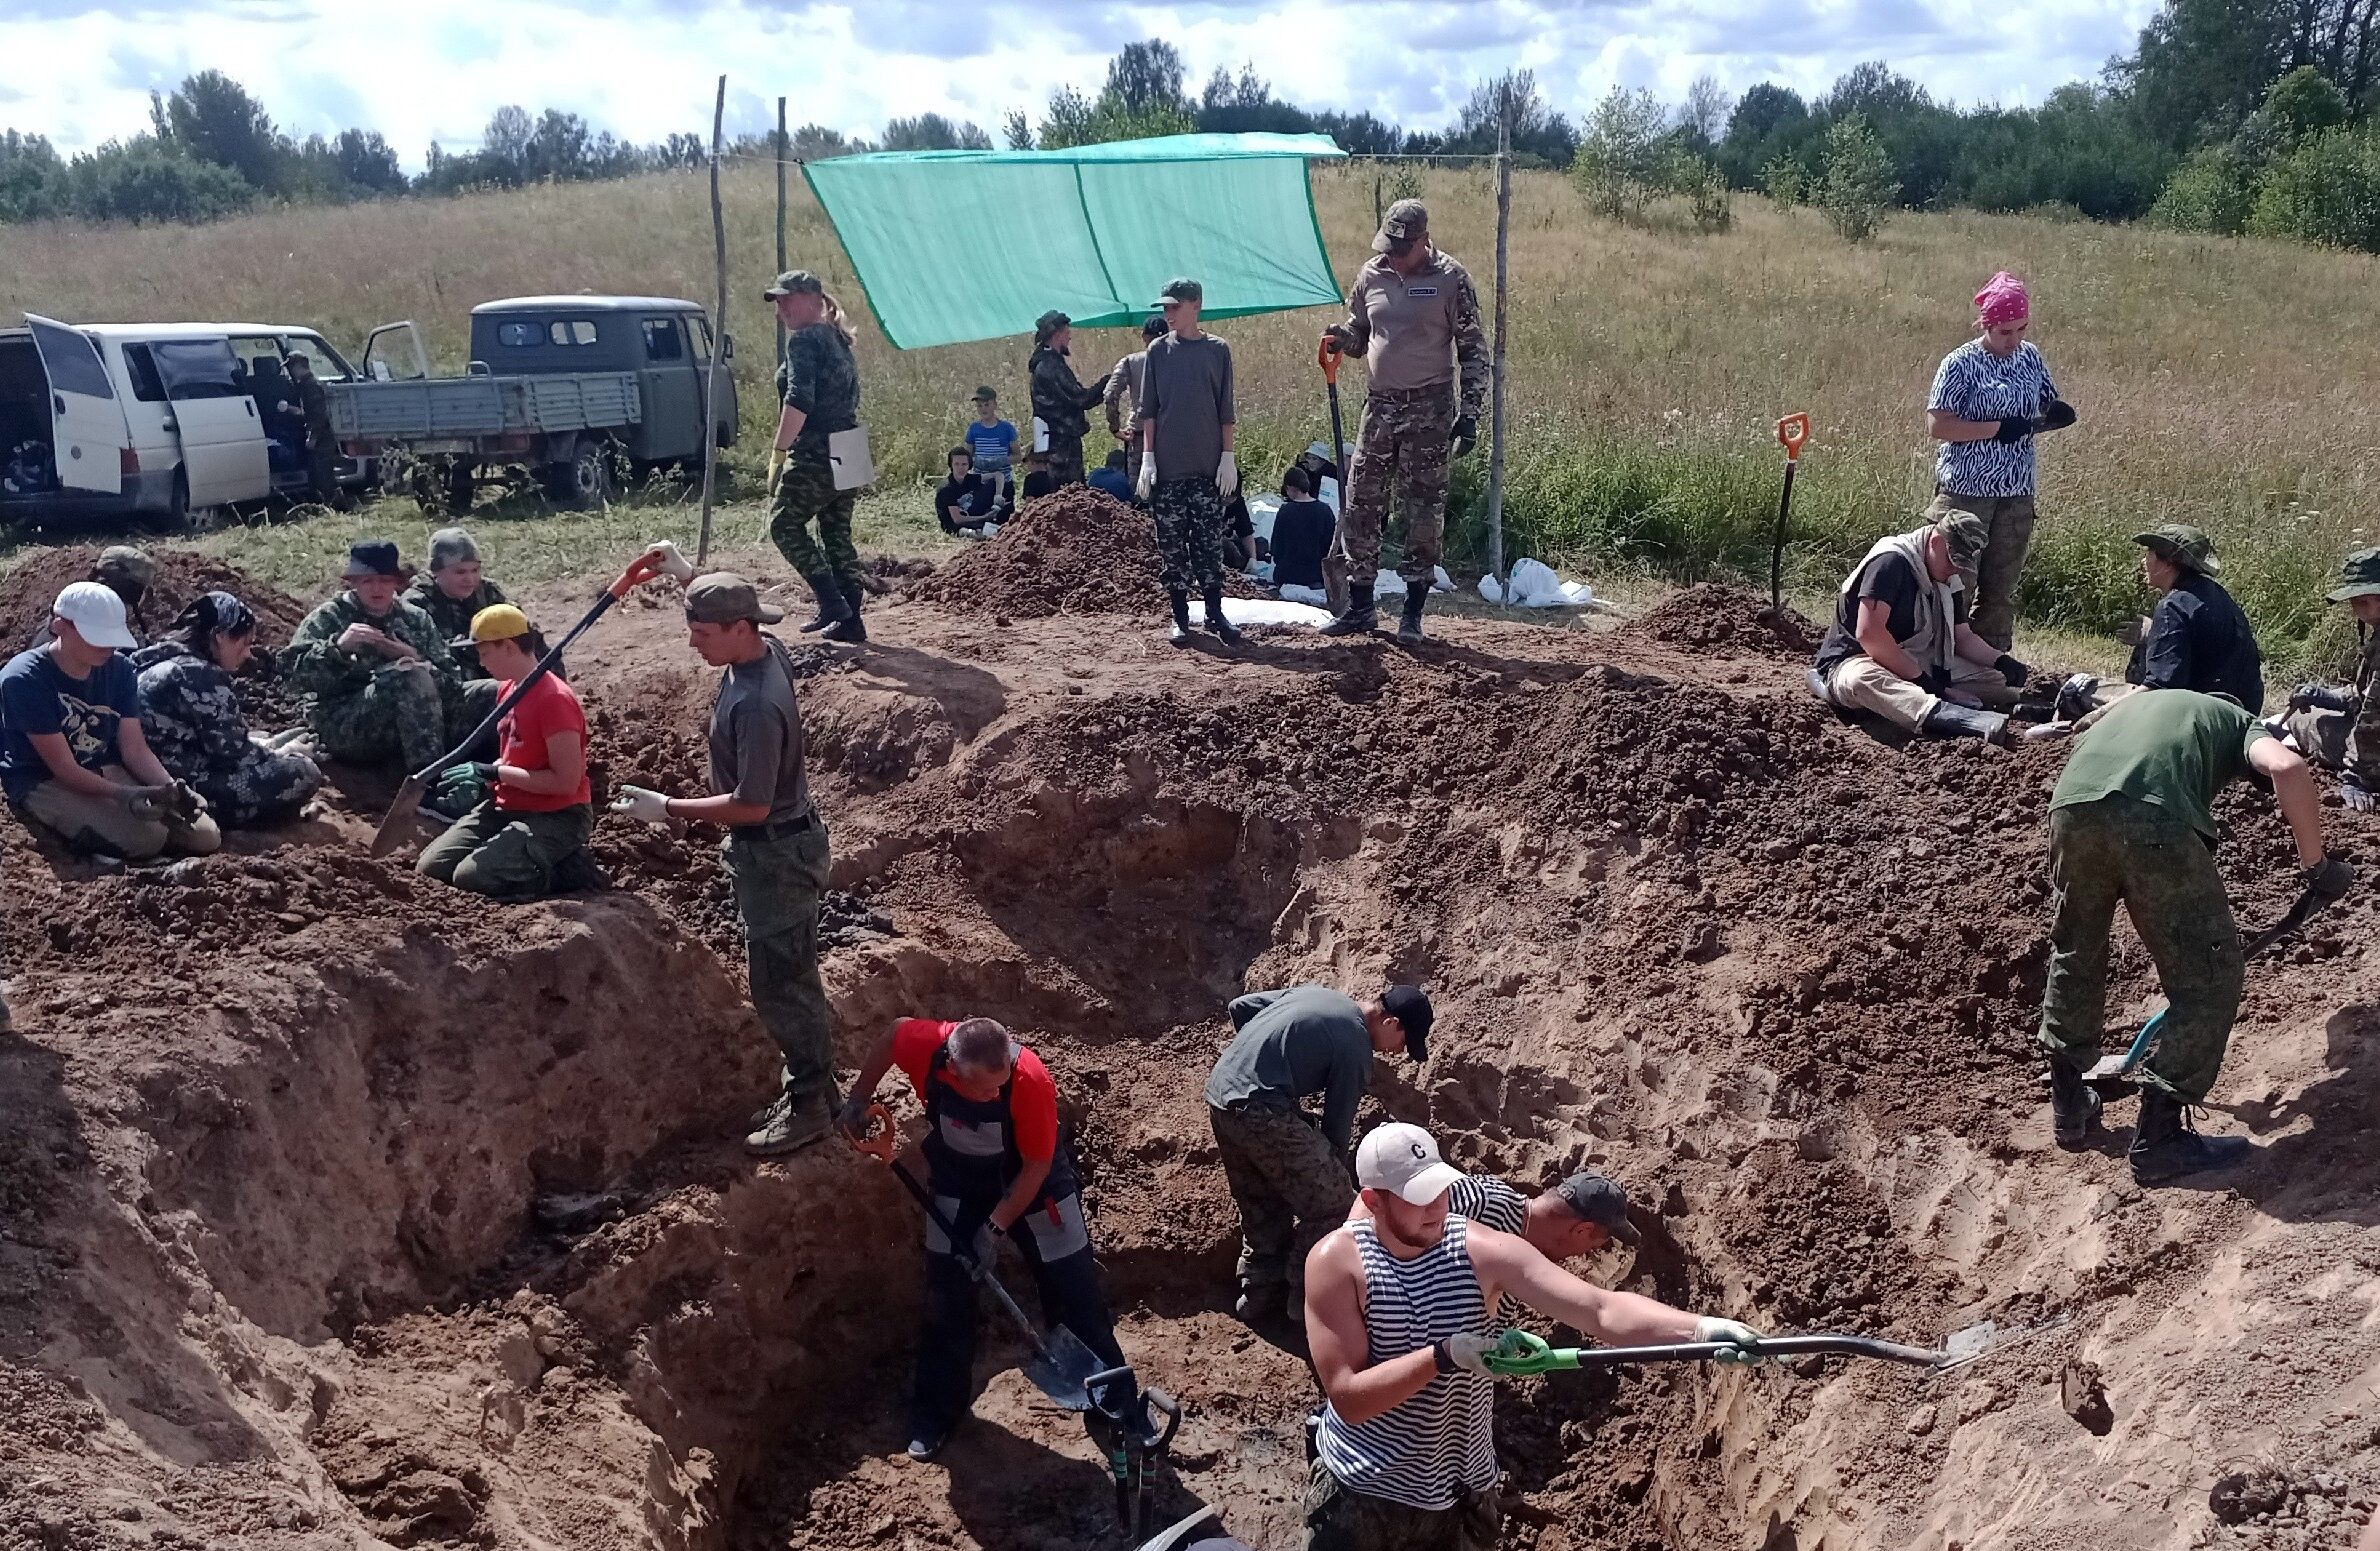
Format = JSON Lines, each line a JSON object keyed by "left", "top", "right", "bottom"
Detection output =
{"left": 1974, "top": 270, "right": 2029, "bottom": 327}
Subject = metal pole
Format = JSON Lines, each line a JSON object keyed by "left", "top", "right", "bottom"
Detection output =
{"left": 775, "top": 96, "right": 789, "bottom": 364}
{"left": 698, "top": 74, "right": 727, "bottom": 567}
{"left": 1485, "top": 98, "right": 1511, "bottom": 601}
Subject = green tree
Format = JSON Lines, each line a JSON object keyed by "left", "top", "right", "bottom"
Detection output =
{"left": 2248, "top": 122, "right": 2380, "bottom": 251}
{"left": 65, "top": 136, "right": 255, "bottom": 222}
{"left": 1570, "top": 86, "right": 1670, "bottom": 219}
{"left": 1448, "top": 70, "right": 1576, "bottom": 166}
{"left": 1105, "top": 40, "right": 1188, "bottom": 116}
{"left": 1815, "top": 113, "right": 1898, "bottom": 241}
{"left": 153, "top": 70, "right": 288, "bottom": 192}
{"left": 1720, "top": 82, "right": 1814, "bottom": 186}
{"left": 0, "top": 130, "right": 66, "bottom": 222}
{"left": 1002, "top": 110, "right": 1034, "bottom": 150}
{"left": 2150, "top": 144, "right": 2257, "bottom": 232}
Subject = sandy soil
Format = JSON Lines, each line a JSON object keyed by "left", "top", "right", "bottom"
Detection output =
{"left": 1, "top": 537, "right": 2376, "bottom": 1551}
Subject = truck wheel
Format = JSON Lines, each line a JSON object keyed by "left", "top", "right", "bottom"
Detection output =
{"left": 547, "top": 442, "right": 609, "bottom": 510}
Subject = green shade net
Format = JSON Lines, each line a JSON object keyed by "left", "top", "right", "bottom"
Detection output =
{"left": 803, "top": 133, "right": 1348, "bottom": 350}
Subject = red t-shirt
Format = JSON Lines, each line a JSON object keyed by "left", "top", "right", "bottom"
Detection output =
{"left": 493, "top": 673, "right": 591, "bottom": 812}
{"left": 889, "top": 1017, "right": 1058, "bottom": 1164}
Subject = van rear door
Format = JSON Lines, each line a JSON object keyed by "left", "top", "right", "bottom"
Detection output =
{"left": 23, "top": 313, "right": 128, "bottom": 494}
{"left": 146, "top": 337, "right": 270, "bottom": 505}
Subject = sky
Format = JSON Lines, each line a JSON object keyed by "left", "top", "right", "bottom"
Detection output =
{"left": 0, "top": 0, "right": 2167, "bottom": 169}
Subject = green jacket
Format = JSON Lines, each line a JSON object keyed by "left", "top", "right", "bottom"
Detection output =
{"left": 404, "top": 577, "right": 509, "bottom": 676}
{"left": 284, "top": 590, "right": 459, "bottom": 702}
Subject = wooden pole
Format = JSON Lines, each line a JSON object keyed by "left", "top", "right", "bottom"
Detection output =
{"left": 1485, "top": 97, "right": 1512, "bottom": 601}
{"left": 698, "top": 74, "right": 727, "bottom": 567}
{"left": 774, "top": 96, "right": 789, "bottom": 363}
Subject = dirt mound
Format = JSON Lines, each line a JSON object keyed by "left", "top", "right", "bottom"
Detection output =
{"left": 913, "top": 487, "right": 1164, "bottom": 618}
{"left": 0, "top": 544, "right": 311, "bottom": 649}
{"left": 1629, "top": 581, "right": 1820, "bottom": 657}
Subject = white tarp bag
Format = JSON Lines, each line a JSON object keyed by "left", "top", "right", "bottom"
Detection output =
{"left": 1279, "top": 583, "right": 1330, "bottom": 607}
{"left": 828, "top": 426, "right": 875, "bottom": 491}
{"left": 1031, "top": 415, "right": 1050, "bottom": 453}
{"left": 1221, "top": 597, "right": 1333, "bottom": 626}
{"left": 1479, "top": 557, "right": 1593, "bottom": 608}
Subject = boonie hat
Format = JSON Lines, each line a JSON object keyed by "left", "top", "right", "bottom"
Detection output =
{"left": 1373, "top": 198, "right": 1428, "bottom": 253}
{"left": 343, "top": 539, "right": 404, "bottom": 579}
{"left": 456, "top": 602, "right": 531, "bottom": 648}
{"left": 1554, "top": 1173, "right": 1643, "bottom": 1247}
{"left": 1304, "top": 442, "right": 1333, "bottom": 461}
{"left": 95, "top": 545, "right": 156, "bottom": 590}
{"left": 1931, "top": 511, "right": 1989, "bottom": 572}
{"left": 1356, "top": 1123, "right": 1465, "bottom": 1205}
{"left": 763, "top": 269, "right": 823, "bottom": 299}
{"left": 52, "top": 581, "right": 137, "bottom": 650}
{"left": 2326, "top": 546, "right": 2380, "bottom": 603}
{"left": 2133, "top": 523, "right": 2220, "bottom": 577}
{"left": 1380, "top": 983, "right": 1434, "bottom": 1063}
{"left": 685, "top": 572, "right": 784, "bottom": 626}
{"left": 1035, "top": 309, "right": 1070, "bottom": 342}
{"left": 1155, "top": 277, "right": 1203, "bottom": 307}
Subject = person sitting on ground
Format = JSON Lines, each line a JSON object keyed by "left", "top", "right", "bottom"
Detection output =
{"left": 934, "top": 446, "right": 1010, "bottom": 536}
{"left": 1811, "top": 510, "right": 2058, "bottom": 747}
{"left": 131, "top": 591, "right": 322, "bottom": 828}
{"left": 0, "top": 583, "right": 220, "bottom": 860}
{"left": 416, "top": 604, "right": 595, "bottom": 900}
{"left": 2278, "top": 547, "right": 2380, "bottom": 810}
{"left": 1270, "top": 466, "right": 1337, "bottom": 593}
{"left": 25, "top": 546, "right": 156, "bottom": 651}
{"left": 837, "top": 1014, "right": 1131, "bottom": 1463}
{"left": 285, "top": 540, "right": 466, "bottom": 780}
{"left": 963, "top": 386, "right": 1018, "bottom": 493}
{"left": 404, "top": 528, "right": 508, "bottom": 668}
{"left": 1349, "top": 1166, "right": 1640, "bottom": 1320}
{"left": 1088, "top": 448, "right": 1135, "bottom": 503}
{"left": 2060, "top": 525, "right": 2263, "bottom": 722}
{"left": 1018, "top": 449, "right": 1056, "bottom": 504}
{"left": 1298, "top": 441, "right": 1343, "bottom": 509}
{"left": 1225, "top": 488, "right": 1258, "bottom": 573}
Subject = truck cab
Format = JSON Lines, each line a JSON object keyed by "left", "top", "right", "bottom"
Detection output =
{"left": 465, "top": 296, "right": 737, "bottom": 468}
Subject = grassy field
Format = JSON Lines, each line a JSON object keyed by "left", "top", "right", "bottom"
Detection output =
{"left": 4, "top": 158, "right": 2379, "bottom": 670}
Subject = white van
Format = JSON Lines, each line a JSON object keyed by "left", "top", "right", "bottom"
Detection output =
{"left": 0, "top": 313, "right": 273, "bottom": 527}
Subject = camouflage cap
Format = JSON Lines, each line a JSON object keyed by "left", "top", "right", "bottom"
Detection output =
{"left": 94, "top": 545, "right": 156, "bottom": 589}
{"left": 1932, "top": 510, "right": 1989, "bottom": 571}
{"left": 762, "top": 269, "right": 823, "bottom": 299}
{"left": 971, "top": 384, "right": 998, "bottom": 401}
{"left": 2133, "top": 523, "right": 2220, "bottom": 577}
{"left": 684, "top": 572, "right": 783, "bottom": 626}
{"left": 2327, "top": 546, "right": 2380, "bottom": 602}
{"left": 1373, "top": 198, "right": 1428, "bottom": 252}
{"left": 1034, "top": 309, "right": 1070, "bottom": 342}
{"left": 1154, "top": 276, "right": 1202, "bottom": 307}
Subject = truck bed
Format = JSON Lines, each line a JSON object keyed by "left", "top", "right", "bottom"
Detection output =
{"left": 326, "top": 372, "right": 641, "bottom": 445}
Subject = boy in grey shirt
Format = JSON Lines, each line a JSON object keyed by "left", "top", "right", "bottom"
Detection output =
{"left": 1137, "top": 277, "right": 1241, "bottom": 647}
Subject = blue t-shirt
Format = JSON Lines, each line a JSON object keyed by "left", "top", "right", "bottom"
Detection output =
{"left": 0, "top": 646, "right": 138, "bottom": 804}
{"left": 964, "top": 419, "right": 1018, "bottom": 476}
{"left": 1928, "top": 339, "right": 2058, "bottom": 498}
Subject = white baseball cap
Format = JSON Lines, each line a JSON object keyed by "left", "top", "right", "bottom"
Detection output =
{"left": 1356, "top": 1123, "right": 1465, "bottom": 1205}
{"left": 53, "top": 582, "right": 136, "bottom": 650}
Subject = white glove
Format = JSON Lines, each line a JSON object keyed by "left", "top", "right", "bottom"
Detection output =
{"left": 609, "top": 784, "right": 672, "bottom": 825}
{"left": 1135, "top": 447, "right": 1157, "bottom": 501}
{"left": 1216, "top": 450, "right": 1239, "bottom": 497}
{"left": 1442, "top": 1333, "right": 1495, "bottom": 1375}
{"left": 1696, "top": 1316, "right": 1766, "bottom": 1364}
{"left": 643, "top": 540, "right": 696, "bottom": 584}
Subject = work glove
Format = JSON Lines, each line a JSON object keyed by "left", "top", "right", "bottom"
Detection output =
{"left": 122, "top": 783, "right": 175, "bottom": 816}
{"left": 1993, "top": 416, "right": 2032, "bottom": 444}
{"left": 2304, "top": 855, "right": 2356, "bottom": 901}
{"left": 1439, "top": 1333, "right": 1496, "bottom": 1375}
{"left": 2291, "top": 682, "right": 2356, "bottom": 714}
{"left": 1216, "top": 451, "right": 1239, "bottom": 498}
{"left": 1450, "top": 416, "right": 1479, "bottom": 459}
{"left": 642, "top": 540, "right": 697, "bottom": 584}
{"left": 465, "top": 762, "right": 500, "bottom": 786}
{"left": 834, "top": 1096, "right": 872, "bottom": 1140}
{"left": 1695, "top": 1316, "right": 1767, "bottom": 1364}
{"left": 765, "top": 448, "right": 785, "bottom": 490}
{"left": 1917, "top": 665, "right": 1953, "bottom": 695}
{"left": 1993, "top": 653, "right": 2031, "bottom": 689}
{"left": 1135, "top": 447, "right": 1157, "bottom": 502}
{"left": 1320, "top": 324, "right": 1353, "bottom": 355}
{"left": 2036, "top": 399, "right": 2078, "bottom": 433}
{"left": 609, "top": 784, "right": 672, "bottom": 825}
{"left": 2339, "top": 780, "right": 2378, "bottom": 813}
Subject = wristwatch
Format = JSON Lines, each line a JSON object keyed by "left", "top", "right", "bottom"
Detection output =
{"left": 1431, "top": 1339, "right": 1455, "bottom": 1375}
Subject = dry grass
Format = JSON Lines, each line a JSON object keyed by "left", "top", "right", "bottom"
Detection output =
{"left": 4, "top": 159, "right": 2379, "bottom": 663}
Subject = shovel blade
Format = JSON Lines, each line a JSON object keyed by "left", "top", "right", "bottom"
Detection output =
{"left": 369, "top": 775, "right": 430, "bottom": 859}
{"left": 1020, "top": 1321, "right": 1107, "bottom": 1412}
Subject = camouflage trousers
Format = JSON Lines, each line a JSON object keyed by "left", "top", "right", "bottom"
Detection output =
{"left": 1926, "top": 489, "right": 2036, "bottom": 652}
{"left": 417, "top": 801, "right": 592, "bottom": 901}
{"left": 1326, "top": 384, "right": 1453, "bottom": 595}
{"left": 769, "top": 452, "right": 860, "bottom": 588}
{"left": 725, "top": 819, "right": 839, "bottom": 1110}
{"left": 2037, "top": 794, "right": 2243, "bottom": 1103}
{"left": 1046, "top": 433, "right": 1087, "bottom": 487}
{"left": 312, "top": 663, "right": 451, "bottom": 773}
{"left": 200, "top": 745, "right": 324, "bottom": 827}
{"left": 1209, "top": 1104, "right": 1354, "bottom": 1315}
{"left": 1304, "top": 1460, "right": 1499, "bottom": 1551}
{"left": 1152, "top": 476, "right": 1227, "bottom": 595}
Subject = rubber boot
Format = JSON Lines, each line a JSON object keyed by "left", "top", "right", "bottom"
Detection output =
{"left": 1319, "top": 583, "right": 1376, "bottom": 637}
{"left": 1168, "top": 590, "right": 1193, "bottom": 647}
{"left": 1202, "top": 585, "right": 1243, "bottom": 646}
{"left": 2047, "top": 1058, "right": 2102, "bottom": 1150}
{"left": 1397, "top": 586, "right": 1428, "bottom": 644}
{"left": 2129, "top": 1088, "right": 2251, "bottom": 1184}
{"left": 1918, "top": 700, "right": 2011, "bottom": 745}
{"left": 826, "top": 575, "right": 867, "bottom": 644}
{"left": 802, "top": 573, "right": 851, "bottom": 635}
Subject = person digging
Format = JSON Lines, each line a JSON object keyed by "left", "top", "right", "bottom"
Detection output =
{"left": 2038, "top": 688, "right": 2353, "bottom": 1183}
{"left": 610, "top": 574, "right": 840, "bottom": 1155}
{"left": 837, "top": 1015, "right": 1130, "bottom": 1463}
{"left": 1135, "top": 278, "right": 1243, "bottom": 648}
{"left": 1348, "top": 1166, "right": 1640, "bottom": 1321}
{"left": 2276, "top": 546, "right": 2380, "bottom": 810}
{"left": 1304, "top": 1123, "right": 1762, "bottom": 1551}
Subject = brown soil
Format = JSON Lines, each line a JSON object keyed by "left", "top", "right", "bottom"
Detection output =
{"left": 1629, "top": 581, "right": 1821, "bottom": 658}
{"left": 4, "top": 553, "right": 2378, "bottom": 1551}
{"left": 913, "top": 486, "right": 1168, "bottom": 618}
{"left": 0, "top": 544, "right": 312, "bottom": 648}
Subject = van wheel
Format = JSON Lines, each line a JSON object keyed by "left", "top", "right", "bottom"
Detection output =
{"left": 546, "top": 443, "right": 609, "bottom": 510}
{"left": 137, "top": 471, "right": 193, "bottom": 534}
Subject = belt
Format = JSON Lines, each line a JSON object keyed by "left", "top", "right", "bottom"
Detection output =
{"left": 729, "top": 809, "right": 816, "bottom": 839}
{"left": 1367, "top": 382, "right": 1454, "bottom": 404}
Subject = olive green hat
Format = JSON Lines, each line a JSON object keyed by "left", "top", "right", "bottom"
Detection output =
{"left": 2326, "top": 546, "right": 2380, "bottom": 602}
{"left": 762, "top": 269, "right": 823, "bottom": 299}
{"left": 1931, "top": 510, "right": 1989, "bottom": 571}
{"left": 2133, "top": 523, "right": 2220, "bottom": 577}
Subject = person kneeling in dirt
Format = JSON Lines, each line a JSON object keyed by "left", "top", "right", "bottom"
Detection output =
{"left": 1304, "top": 1124, "right": 1762, "bottom": 1551}
{"left": 2274, "top": 547, "right": 2380, "bottom": 811}
{"left": 1811, "top": 510, "right": 2057, "bottom": 747}
{"left": 0, "top": 583, "right": 220, "bottom": 860}
{"left": 417, "top": 605, "right": 596, "bottom": 900}
{"left": 2037, "top": 689, "right": 2352, "bottom": 1183}
{"left": 286, "top": 541, "right": 468, "bottom": 782}
{"left": 132, "top": 591, "right": 322, "bottom": 828}
{"left": 1205, "top": 984, "right": 1432, "bottom": 1328}
{"left": 837, "top": 1015, "right": 1131, "bottom": 1462}
{"left": 610, "top": 575, "right": 839, "bottom": 1156}
{"left": 2057, "top": 526, "right": 2264, "bottom": 724}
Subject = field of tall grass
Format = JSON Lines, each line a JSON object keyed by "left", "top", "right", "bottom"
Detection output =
{"left": 3, "top": 156, "right": 2378, "bottom": 668}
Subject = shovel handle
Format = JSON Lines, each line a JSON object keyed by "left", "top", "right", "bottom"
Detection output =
{"left": 1508, "top": 1333, "right": 1948, "bottom": 1371}
{"left": 849, "top": 1100, "right": 897, "bottom": 1163}
{"left": 1776, "top": 412, "right": 1810, "bottom": 461}
{"left": 1317, "top": 334, "right": 1343, "bottom": 385}
{"left": 609, "top": 552, "right": 665, "bottom": 599}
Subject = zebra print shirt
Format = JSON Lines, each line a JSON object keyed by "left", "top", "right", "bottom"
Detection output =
{"left": 1313, "top": 1215, "right": 1498, "bottom": 1510}
{"left": 1928, "top": 338, "right": 2059, "bottom": 498}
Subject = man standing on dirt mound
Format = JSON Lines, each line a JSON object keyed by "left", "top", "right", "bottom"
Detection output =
{"left": 764, "top": 270, "right": 869, "bottom": 644}
{"left": 1318, "top": 200, "right": 1487, "bottom": 645}
{"left": 610, "top": 575, "right": 839, "bottom": 1156}
{"left": 1205, "top": 984, "right": 1431, "bottom": 1329}
{"left": 1136, "top": 278, "right": 1244, "bottom": 648}
{"left": 837, "top": 1014, "right": 1130, "bottom": 1462}
{"left": 2037, "top": 688, "right": 2352, "bottom": 1182}
{"left": 1304, "top": 1124, "right": 1763, "bottom": 1551}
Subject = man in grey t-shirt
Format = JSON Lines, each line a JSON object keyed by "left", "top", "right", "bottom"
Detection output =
{"left": 610, "top": 573, "right": 838, "bottom": 1156}
{"left": 1137, "top": 277, "right": 1241, "bottom": 648}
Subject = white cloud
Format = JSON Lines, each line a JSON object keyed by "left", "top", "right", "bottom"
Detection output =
{"left": 0, "top": 0, "right": 2162, "bottom": 167}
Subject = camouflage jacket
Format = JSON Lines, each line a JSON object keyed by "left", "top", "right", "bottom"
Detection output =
{"left": 777, "top": 322, "right": 859, "bottom": 454}
{"left": 403, "top": 576, "right": 509, "bottom": 677}
{"left": 2347, "top": 630, "right": 2380, "bottom": 789}
{"left": 283, "top": 591, "right": 458, "bottom": 702}
{"left": 1030, "top": 345, "right": 1105, "bottom": 440}
{"left": 131, "top": 642, "right": 254, "bottom": 789}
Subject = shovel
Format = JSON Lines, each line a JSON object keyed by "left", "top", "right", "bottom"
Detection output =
{"left": 1769, "top": 412, "right": 1810, "bottom": 613}
{"left": 2082, "top": 885, "right": 2337, "bottom": 1082}
{"left": 1318, "top": 335, "right": 1351, "bottom": 617}
{"left": 1483, "top": 1317, "right": 2059, "bottom": 1378}
{"left": 368, "top": 547, "right": 670, "bottom": 857}
{"left": 848, "top": 1103, "right": 1104, "bottom": 1412}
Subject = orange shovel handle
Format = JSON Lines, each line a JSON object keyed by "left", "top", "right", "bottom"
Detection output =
{"left": 850, "top": 1101, "right": 897, "bottom": 1163}
{"left": 1317, "top": 334, "right": 1343, "bottom": 385}
{"left": 1776, "top": 413, "right": 1811, "bottom": 462}
{"left": 608, "top": 553, "right": 664, "bottom": 599}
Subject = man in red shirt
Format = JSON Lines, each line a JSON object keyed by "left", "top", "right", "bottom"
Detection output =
{"left": 840, "top": 1015, "right": 1129, "bottom": 1462}
{"left": 416, "top": 604, "right": 596, "bottom": 898}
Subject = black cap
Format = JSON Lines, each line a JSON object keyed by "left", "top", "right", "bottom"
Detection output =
{"left": 1554, "top": 1173, "right": 1641, "bottom": 1246}
{"left": 1381, "top": 984, "right": 1433, "bottom": 1062}
{"left": 343, "top": 539, "right": 403, "bottom": 578}
{"left": 1141, "top": 315, "right": 1168, "bottom": 340}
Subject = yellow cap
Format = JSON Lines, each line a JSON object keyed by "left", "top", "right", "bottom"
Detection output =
{"left": 464, "top": 603, "right": 530, "bottom": 644}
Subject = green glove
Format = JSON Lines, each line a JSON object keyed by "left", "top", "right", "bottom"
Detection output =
{"left": 1481, "top": 1329, "right": 1580, "bottom": 1377}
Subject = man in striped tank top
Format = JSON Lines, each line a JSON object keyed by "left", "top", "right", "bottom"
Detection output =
{"left": 1304, "top": 1125, "right": 1763, "bottom": 1550}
